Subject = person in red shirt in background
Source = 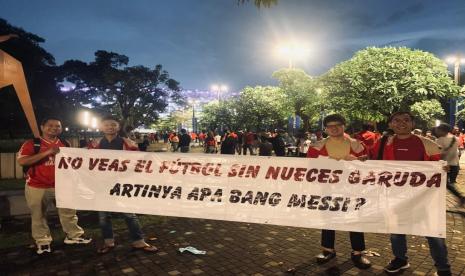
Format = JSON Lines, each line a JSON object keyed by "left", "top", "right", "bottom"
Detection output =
{"left": 17, "top": 117, "right": 91, "bottom": 255}
{"left": 243, "top": 130, "right": 256, "bottom": 155}
{"left": 190, "top": 132, "right": 198, "bottom": 143}
{"left": 452, "top": 126, "right": 465, "bottom": 159}
{"left": 307, "top": 114, "right": 371, "bottom": 270}
{"left": 198, "top": 131, "right": 206, "bottom": 146}
{"left": 355, "top": 124, "right": 378, "bottom": 152}
{"left": 372, "top": 112, "right": 451, "bottom": 276}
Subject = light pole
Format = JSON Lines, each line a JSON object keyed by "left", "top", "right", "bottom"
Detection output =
{"left": 276, "top": 42, "right": 310, "bottom": 69}
{"left": 80, "top": 110, "right": 100, "bottom": 139}
{"left": 211, "top": 84, "right": 228, "bottom": 132}
{"left": 211, "top": 84, "right": 228, "bottom": 102}
{"left": 189, "top": 99, "right": 198, "bottom": 133}
{"left": 446, "top": 55, "right": 465, "bottom": 125}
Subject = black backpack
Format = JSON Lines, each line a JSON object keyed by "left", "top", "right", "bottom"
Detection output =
{"left": 22, "top": 137, "right": 70, "bottom": 175}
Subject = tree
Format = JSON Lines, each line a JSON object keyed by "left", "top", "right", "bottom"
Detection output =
{"left": 60, "top": 50, "right": 182, "bottom": 133}
{"left": 199, "top": 86, "right": 288, "bottom": 131}
{"left": 199, "top": 100, "right": 240, "bottom": 131}
{"left": 410, "top": 99, "right": 445, "bottom": 128}
{"left": 152, "top": 109, "right": 191, "bottom": 132}
{"left": 0, "top": 18, "right": 74, "bottom": 137}
{"left": 272, "top": 68, "right": 321, "bottom": 130}
{"left": 320, "top": 47, "right": 460, "bottom": 123}
{"left": 236, "top": 86, "right": 289, "bottom": 130}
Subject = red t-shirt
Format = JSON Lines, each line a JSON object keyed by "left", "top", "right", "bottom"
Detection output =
{"left": 245, "top": 132, "right": 255, "bottom": 145}
{"left": 392, "top": 135, "right": 429, "bottom": 161}
{"left": 18, "top": 138, "right": 66, "bottom": 188}
{"left": 355, "top": 130, "right": 377, "bottom": 149}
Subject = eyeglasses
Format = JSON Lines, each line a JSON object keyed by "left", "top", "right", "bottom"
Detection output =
{"left": 391, "top": 118, "right": 412, "bottom": 124}
{"left": 325, "top": 123, "right": 343, "bottom": 129}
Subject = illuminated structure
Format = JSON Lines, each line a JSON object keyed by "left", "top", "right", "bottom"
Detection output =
{"left": 0, "top": 34, "right": 40, "bottom": 137}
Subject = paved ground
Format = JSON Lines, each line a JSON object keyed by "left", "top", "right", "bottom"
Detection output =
{"left": 0, "top": 144, "right": 464, "bottom": 276}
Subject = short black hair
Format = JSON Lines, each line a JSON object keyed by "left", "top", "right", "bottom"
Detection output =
{"left": 101, "top": 115, "right": 120, "bottom": 124}
{"left": 388, "top": 111, "right": 414, "bottom": 123}
{"left": 436, "top": 123, "right": 452, "bottom": 133}
{"left": 40, "top": 117, "right": 61, "bottom": 126}
{"left": 323, "top": 114, "right": 346, "bottom": 127}
{"left": 362, "top": 123, "right": 374, "bottom": 131}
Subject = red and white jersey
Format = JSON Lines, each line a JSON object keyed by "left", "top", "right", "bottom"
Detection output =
{"left": 17, "top": 138, "right": 67, "bottom": 189}
{"left": 372, "top": 134, "right": 441, "bottom": 161}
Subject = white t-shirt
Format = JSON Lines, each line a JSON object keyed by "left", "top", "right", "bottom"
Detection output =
{"left": 215, "top": 135, "right": 221, "bottom": 143}
{"left": 437, "top": 134, "right": 459, "bottom": 166}
{"left": 298, "top": 138, "right": 311, "bottom": 154}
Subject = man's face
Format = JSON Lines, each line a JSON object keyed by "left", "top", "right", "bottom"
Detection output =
{"left": 388, "top": 114, "right": 414, "bottom": 135}
{"left": 101, "top": 120, "right": 120, "bottom": 135}
{"left": 453, "top": 127, "right": 459, "bottom": 135}
{"left": 325, "top": 121, "right": 345, "bottom": 137}
{"left": 41, "top": 120, "right": 62, "bottom": 137}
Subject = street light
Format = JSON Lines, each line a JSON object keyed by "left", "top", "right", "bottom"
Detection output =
{"left": 446, "top": 55, "right": 465, "bottom": 85}
{"left": 445, "top": 55, "right": 465, "bottom": 125}
{"left": 82, "top": 111, "right": 90, "bottom": 127}
{"left": 189, "top": 99, "right": 198, "bottom": 133}
{"left": 276, "top": 42, "right": 310, "bottom": 68}
{"left": 91, "top": 117, "right": 98, "bottom": 130}
{"left": 211, "top": 84, "right": 228, "bottom": 102}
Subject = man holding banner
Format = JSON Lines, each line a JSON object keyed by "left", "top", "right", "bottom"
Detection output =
{"left": 373, "top": 112, "right": 451, "bottom": 276}
{"left": 17, "top": 117, "right": 92, "bottom": 255}
{"left": 307, "top": 114, "right": 371, "bottom": 269}
{"left": 88, "top": 115, "right": 158, "bottom": 254}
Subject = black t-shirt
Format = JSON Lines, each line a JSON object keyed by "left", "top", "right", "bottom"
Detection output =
{"left": 99, "top": 137, "right": 124, "bottom": 150}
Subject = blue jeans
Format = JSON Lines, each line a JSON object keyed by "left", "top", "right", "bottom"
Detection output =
{"left": 390, "top": 234, "right": 450, "bottom": 271}
{"left": 98, "top": 212, "right": 144, "bottom": 243}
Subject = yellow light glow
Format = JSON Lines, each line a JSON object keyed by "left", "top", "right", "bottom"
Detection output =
{"left": 91, "top": 117, "right": 98, "bottom": 129}
{"left": 82, "top": 111, "right": 90, "bottom": 126}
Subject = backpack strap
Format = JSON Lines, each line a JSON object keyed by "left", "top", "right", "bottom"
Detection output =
{"left": 32, "top": 137, "right": 41, "bottom": 154}
{"left": 23, "top": 138, "right": 42, "bottom": 176}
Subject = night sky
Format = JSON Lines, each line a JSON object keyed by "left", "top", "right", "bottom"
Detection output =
{"left": 1, "top": 0, "right": 465, "bottom": 91}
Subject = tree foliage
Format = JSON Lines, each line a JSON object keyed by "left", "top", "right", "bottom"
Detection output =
{"left": 199, "top": 86, "right": 288, "bottom": 131}
{"left": 272, "top": 68, "right": 321, "bottom": 130}
{"left": 236, "top": 86, "right": 289, "bottom": 130}
{"left": 199, "top": 100, "right": 240, "bottom": 131}
{"left": 410, "top": 99, "right": 445, "bottom": 128}
{"left": 320, "top": 47, "right": 460, "bottom": 123}
{"left": 60, "top": 51, "right": 182, "bottom": 132}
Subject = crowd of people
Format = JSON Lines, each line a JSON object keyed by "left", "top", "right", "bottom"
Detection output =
{"left": 16, "top": 112, "right": 465, "bottom": 276}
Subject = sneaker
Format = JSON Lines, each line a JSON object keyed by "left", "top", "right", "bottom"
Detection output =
{"left": 64, "top": 235, "right": 92, "bottom": 245}
{"left": 36, "top": 243, "right": 51, "bottom": 255}
{"left": 316, "top": 250, "right": 336, "bottom": 264}
{"left": 351, "top": 253, "right": 371, "bottom": 269}
{"left": 384, "top": 257, "right": 410, "bottom": 273}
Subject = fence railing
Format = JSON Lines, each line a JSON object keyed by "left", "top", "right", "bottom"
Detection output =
{"left": 0, "top": 152, "right": 23, "bottom": 179}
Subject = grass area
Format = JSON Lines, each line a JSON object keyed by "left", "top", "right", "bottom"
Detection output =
{"left": 0, "top": 179, "right": 25, "bottom": 191}
{"left": 0, "top": 213, "right": 167, "bottom": 249}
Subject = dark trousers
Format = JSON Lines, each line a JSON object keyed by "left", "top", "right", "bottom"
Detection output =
{"left": 447, "top": 165, "right": 464, "bottom": 199}
{"left": 321, "top": 229, "right": 365, "bottom": 251}
{"left": 447, "top": 165, "right": 459, "bottom": 184}
{"left": 243, "top": 144, "right": 254, "bottom": 155}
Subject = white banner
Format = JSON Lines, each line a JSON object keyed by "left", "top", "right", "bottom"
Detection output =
{"left": 55, "top": 148, "right": 447, "bottom": 238}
